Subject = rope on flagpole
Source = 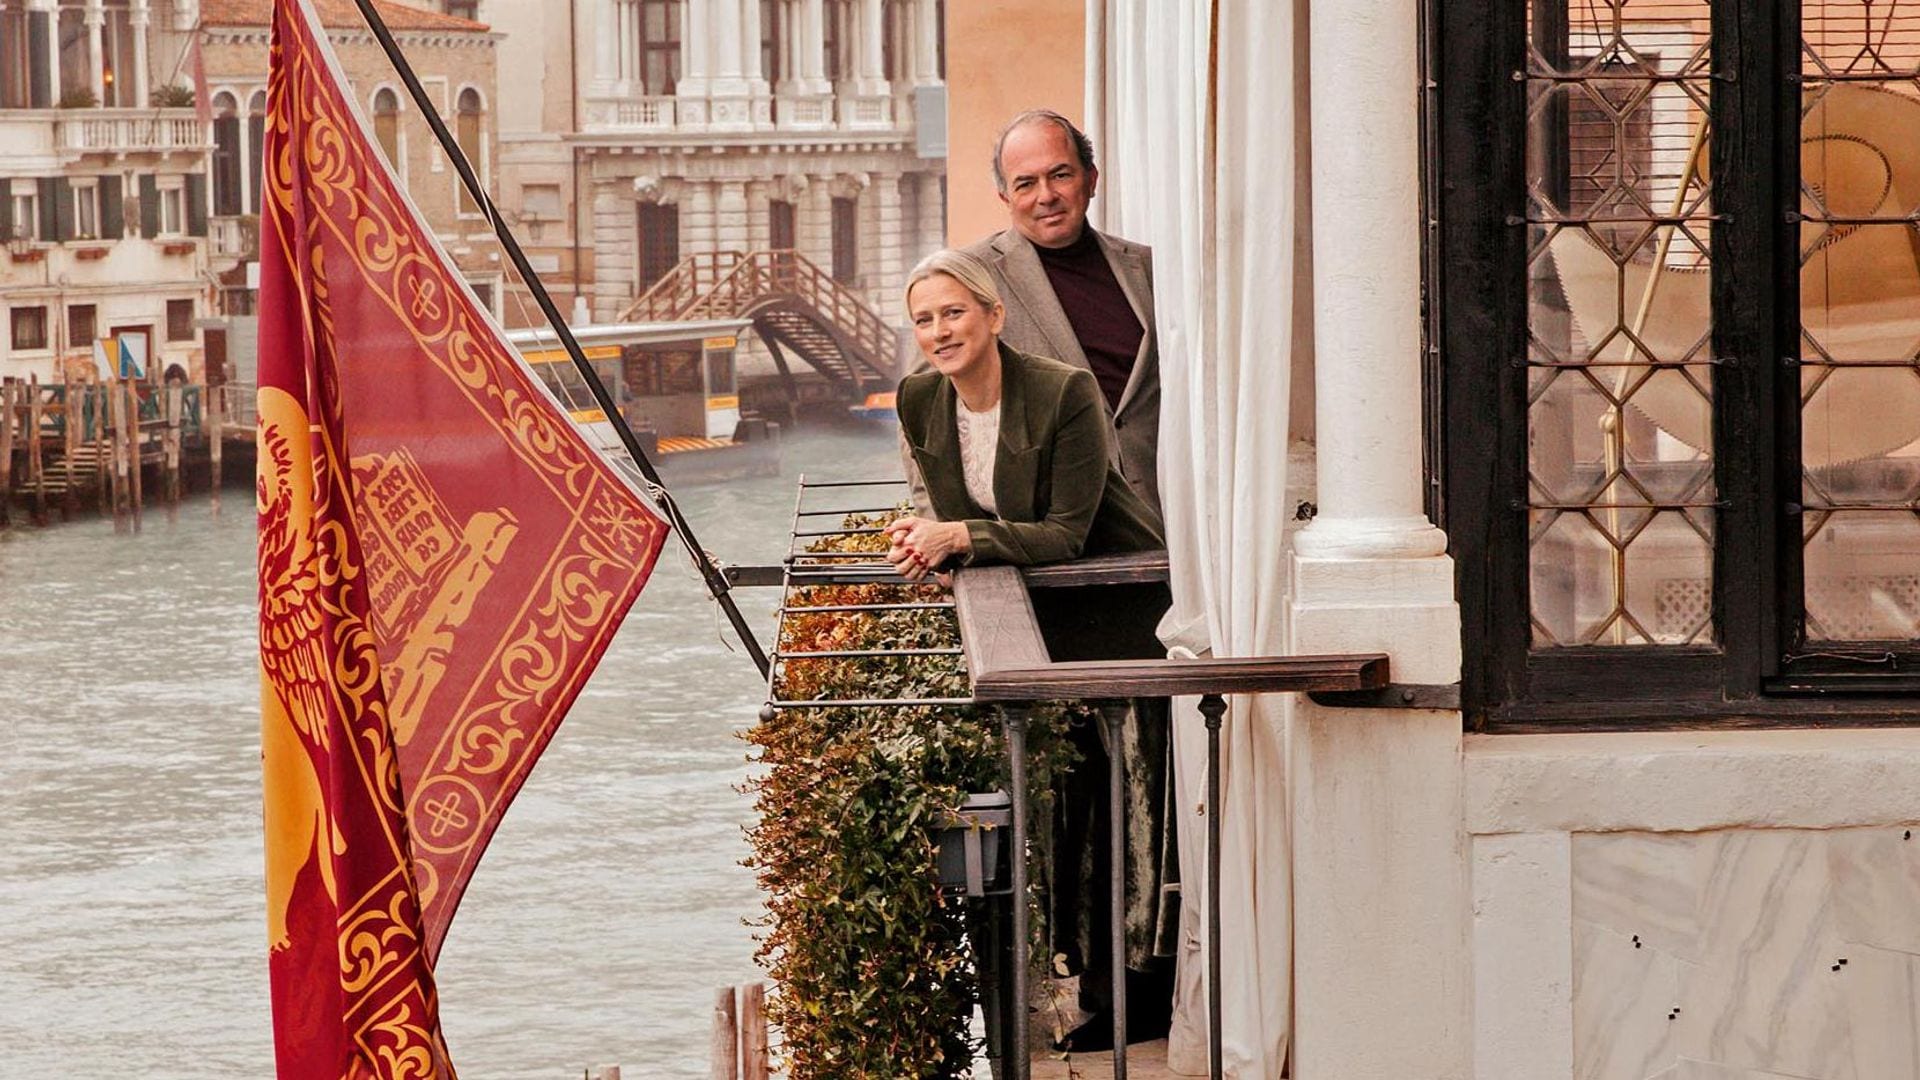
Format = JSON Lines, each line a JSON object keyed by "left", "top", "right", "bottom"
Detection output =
{"left": 343, "top": 0, "right": 772, "bottom": 679}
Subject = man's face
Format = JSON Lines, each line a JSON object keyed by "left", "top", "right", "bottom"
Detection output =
{"left": 998, "top": 121, "right": 1097, "bottom": 250}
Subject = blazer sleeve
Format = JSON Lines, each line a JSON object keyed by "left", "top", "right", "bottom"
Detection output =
{"left": 963, "top": 370, "right": 1110, "bottom": 566}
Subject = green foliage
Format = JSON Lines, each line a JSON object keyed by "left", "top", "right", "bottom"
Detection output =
{"left": 745, "top": 514, "right": 1080, "bottom": 1078}
{"left": 57, "top": 86, "right": 98, "bottom": 109}
{"left": 150, "top": 83, "right": 196, "bottom": 109}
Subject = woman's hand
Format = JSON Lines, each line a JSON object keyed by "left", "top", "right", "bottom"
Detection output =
{"left": 883, "top": 517, "right": 971, "bottom": 581}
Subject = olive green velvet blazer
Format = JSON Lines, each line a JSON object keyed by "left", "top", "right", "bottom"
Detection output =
{"left": 897, "top": 343, "right": 1164, "bottom": 566}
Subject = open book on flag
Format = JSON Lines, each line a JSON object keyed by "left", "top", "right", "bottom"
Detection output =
{"left": 256, "top": 1, "right": 669, "bottom": 1075}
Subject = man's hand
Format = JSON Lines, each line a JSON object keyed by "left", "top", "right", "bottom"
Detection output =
{"left": 883, "top": 516, "right": 971, "bottom": 581}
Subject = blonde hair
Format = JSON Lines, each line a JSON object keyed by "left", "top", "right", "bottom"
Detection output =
{"left": 903, "top": 249, "right": 1002, "bottom": 315}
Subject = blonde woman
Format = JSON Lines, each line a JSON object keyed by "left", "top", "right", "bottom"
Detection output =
{"left": 885, "top": 249, "right": 1163, "bottom": 578}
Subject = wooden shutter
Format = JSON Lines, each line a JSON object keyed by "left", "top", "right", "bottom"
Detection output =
{"left": 186, "top": 174, "right": 208, "bottom": 236}
{"left": 138, "top": 174, "right": 159, "bottom": 237}
{"left": 37, "top": 177, "right": 57, "bottom": 241}
{"left": 99, "top": 175, "right": 123, "bottom": 239}
{"left": 49, "top": 177, "right": 72, "bottom": 242}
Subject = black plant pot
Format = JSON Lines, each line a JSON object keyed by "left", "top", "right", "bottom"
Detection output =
{"left": 934, "top": 791, "right": 1012, "bottom": 897}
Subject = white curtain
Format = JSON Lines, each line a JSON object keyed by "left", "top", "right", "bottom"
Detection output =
{"left": 1089, "top": 0, "right": 1309, "bottom": 1075}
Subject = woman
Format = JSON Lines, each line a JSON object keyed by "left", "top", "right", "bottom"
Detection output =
{"left": 886, "top": 249, "right": 1173, "bottom": 1054}
{"left": 884, "top": 249, "right": 1163, "bottom": 577}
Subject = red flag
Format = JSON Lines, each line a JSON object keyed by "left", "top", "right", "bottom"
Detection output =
{"left": 191, "top": 26, "right": 212, "bottom": 127}
{"left": 257, "top": 1, "right": 668, "bottom": 1075}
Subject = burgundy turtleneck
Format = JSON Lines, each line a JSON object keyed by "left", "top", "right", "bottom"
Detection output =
{"left": 1032, "top": 227, "right": 1144, "bottom": 411}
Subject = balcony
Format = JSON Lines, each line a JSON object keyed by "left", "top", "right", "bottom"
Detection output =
{"left": 55, "top": 109, "right": 210, "bottom": 157}
{"left": 210, "top": 216, "right": 258, "bottom": 261}
{"left": 580, "top": 88, "right": 924, "bottom": 137}
{"left": 583, "top": 95, "right": 678, "bottom": 132}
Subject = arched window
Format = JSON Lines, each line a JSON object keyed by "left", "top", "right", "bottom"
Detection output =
{"left": 455, "top": 87, "right": 484, "bottom": 215}
{"left": 247, "top": 91, "right": 266, "bottom": 212}
{"left": 372, "top": 87, "right": 401, "bottom": 175}
{"left": 211, "top": 91, "right": 242, "bottom": 216}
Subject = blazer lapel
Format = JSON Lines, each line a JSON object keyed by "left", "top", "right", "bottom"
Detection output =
{"left": 912, "top": 378, "right": 980, "bottom": 521}
{"left": 1099, "top": 231, "right": 1155, "bottom": 416}
{"left": 991, "top": 345, "right": 1040, "bottom": 523}
{"left": 994, "top": 232, "right": 1088, "bottom": 372}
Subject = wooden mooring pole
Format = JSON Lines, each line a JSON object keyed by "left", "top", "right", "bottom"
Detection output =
{"left": 0, "top": 381, "right": 15, "bottom": 528}
{"left": 207, "top": 385, "right": 224, "bottom": 516}
{"left": 108, "top": 380, "right": 127, "bottom": 530}
{"left": 94, "top": 384, "right": 110, "bottom": 517}
{"left": 708, "top": 982, "right": 769, "bottom": 1080}
{"left": 738, "top": 981, "right": 768, "bottom": 1080}
{"left": 62, "top": 377, "right": 80, "bottom": 518}
{"left": 125, "top": 379, "right": 143, "bottom": 531}
{"left": 28, "top": 375, "right": 46, "bottom": 521}
{"left": 163, "top": 384, "right": 183, "bottom": 510}
{"left": 709, "top": 986, "right": 739, "bottom": 1080}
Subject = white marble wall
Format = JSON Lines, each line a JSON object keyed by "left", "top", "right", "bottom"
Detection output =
{"left": 1537, "top": 825, "right": 1920, "bottom": 1080}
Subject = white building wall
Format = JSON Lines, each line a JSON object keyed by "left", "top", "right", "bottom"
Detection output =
{"left": 1468, "top": 731, "right": 1920, "bottom": 1080}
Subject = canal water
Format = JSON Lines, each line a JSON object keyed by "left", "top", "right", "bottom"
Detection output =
{"left": 0, "top": 427, "right": 904, "bottom": 1078}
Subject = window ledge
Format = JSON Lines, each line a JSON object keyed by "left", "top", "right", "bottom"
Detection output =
{"left": 1466, "top": 727, "right": 1920, "bottom": 834}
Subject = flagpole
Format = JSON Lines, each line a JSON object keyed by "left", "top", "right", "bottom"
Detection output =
{"left": 345, "top": 0, "right": 771, "bottom": 678}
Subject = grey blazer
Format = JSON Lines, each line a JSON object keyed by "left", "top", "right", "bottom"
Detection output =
{"left": 960, "top": 226, "right": 1161, "bottom": 511}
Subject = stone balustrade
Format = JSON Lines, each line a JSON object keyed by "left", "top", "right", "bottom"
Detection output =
{"left": 56, "top": 109, "right": 209, "bottom": 156}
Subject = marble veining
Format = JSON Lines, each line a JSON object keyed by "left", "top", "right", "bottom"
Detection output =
{"left": 1565, "top": 825, "right": 1920, "bottom": 1080}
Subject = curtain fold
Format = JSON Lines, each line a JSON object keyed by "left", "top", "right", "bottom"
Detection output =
{"left": 1090, "top": 0, "right": 1307, "bottom": 1074}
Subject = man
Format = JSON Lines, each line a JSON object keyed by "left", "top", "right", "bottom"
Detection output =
{"left": 902, "top": 111, "right": 1173, "bottom": 1057}
{"left": 964, "top": 109, "right": 1161, "bottom": 511}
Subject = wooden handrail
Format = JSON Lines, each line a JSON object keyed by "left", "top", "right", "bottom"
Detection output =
{"left": 952, "top": 561, "right": 1390, "bottom": 702}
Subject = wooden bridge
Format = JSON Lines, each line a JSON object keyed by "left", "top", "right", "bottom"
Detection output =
{"left": 619, "top": 249, "right": 902, "bottom": 401}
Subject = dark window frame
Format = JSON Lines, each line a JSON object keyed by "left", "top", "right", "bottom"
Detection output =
{"left": 638, "top": 0, "right": 681, "bottom": 96}
{"left": 831, "top": 195, "right": 857, "bottom": 284}
{"left": 68, "top": 302, "right": 96, "bottom": 347}
{"left": 10, "top": 305, "right": 49, "bottom": 351}
{"left": 1435, "top": 1, "right": 1920, "bottom": 730}
{"left": 166, "top": 298, "right": 194, "bottom": 343}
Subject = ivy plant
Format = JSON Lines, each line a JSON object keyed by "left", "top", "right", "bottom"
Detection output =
{"left": 745, "top": 514, "right": 1081, "bottom": 1078}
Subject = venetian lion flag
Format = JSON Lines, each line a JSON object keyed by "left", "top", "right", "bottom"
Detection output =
{"left": 256, "top": 1, "right": 668, "bottom": 1075}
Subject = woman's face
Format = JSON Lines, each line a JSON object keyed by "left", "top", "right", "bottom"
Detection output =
{"left": 908, "top": 273, "right": 1005, "bottom": 380}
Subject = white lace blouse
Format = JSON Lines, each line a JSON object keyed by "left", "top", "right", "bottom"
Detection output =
{"left": 954, "top": 398, "right": 1001, "bottom": 516}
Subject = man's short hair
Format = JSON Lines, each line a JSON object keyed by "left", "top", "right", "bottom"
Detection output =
{"left": 991, "top": 109, "right": 1096, "bottom": 194}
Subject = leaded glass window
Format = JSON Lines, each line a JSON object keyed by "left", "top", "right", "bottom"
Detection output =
{"left": 1439, "top": 0, "right": 1920, "bottom": 723}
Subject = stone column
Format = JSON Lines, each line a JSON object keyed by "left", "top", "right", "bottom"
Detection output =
{"left": 679, "top": 0, "right": 713, "bottom": 104}
{"left": 1285, "top": 2, "right": 1467, "bottom": 1080}
{"left": 85, "top": 1, "right": 105, "bottom": 106}
{"left": 912, "top": 0, "right": 939, "bottom": 86}
{"left": 872, "top": 169, "right": 904, "bottom": 322}
{"left": 739, "top": 0, "right": 770, "bottom": 127}
{"left": 915, "top": 170, "right": 944, "bottom": 253}
{"left": 591, "top": 178, "right": 635, "bottom": 322}
{"left": 798, "top": 0, "right": 828, "bottom": 94}
{"left": 590, "top": 0, "right": 618, "bottom": 96}
{"left": 714, "top": 179, "right": 750, "bottom": 256}
{"left": 131, "top": 0, "right": 151, "bottom": 112}
{"left": 683, "top": 179, "right": 718, "bottom": 258}
{"left": 852, "top": 0, "right": 886, "bottom": 95}
{"left": 774, "top": 0, "right": 800, "bottom": 94}
{"left": 745, "top": 180, "right": 771, "bottom": 251}
{"left": 711, "top": 0, "right": 745, "bottom": 93}
{"left": 798, "top": 174, "right": 831, "bottom": 267}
